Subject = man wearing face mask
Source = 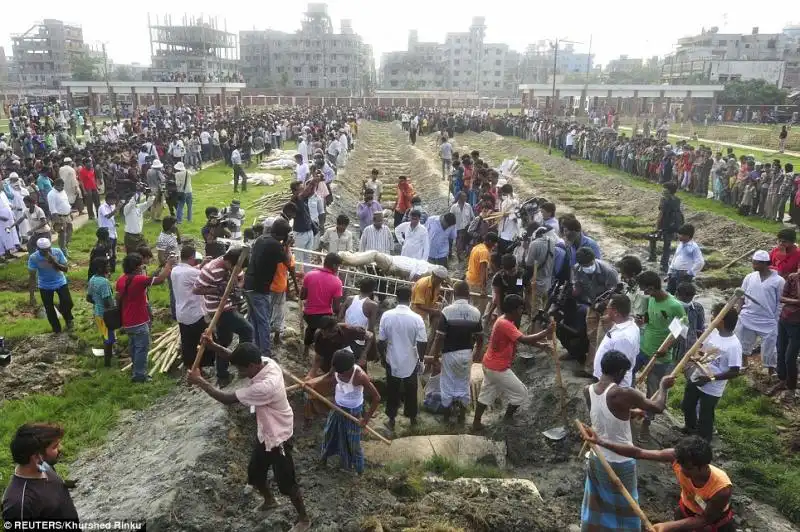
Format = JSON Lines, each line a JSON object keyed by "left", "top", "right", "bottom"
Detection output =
{"left": 2, "top": 423, "right": 79, "bottom": 523}
{"left": 572, "top": 247, "right": 620, "bottom": 378}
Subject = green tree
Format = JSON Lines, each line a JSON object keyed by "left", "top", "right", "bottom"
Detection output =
{"left": 718, "top": 79, "right": 788, "bottom": 105}
{"left": 112, "top": 65, "right": 134, "bottom": 82}
{"left": 280, "top": 72, "right": 289, "bottom": 88}
{"left": 70, "top": 54, "right": 101, "bottom": 82}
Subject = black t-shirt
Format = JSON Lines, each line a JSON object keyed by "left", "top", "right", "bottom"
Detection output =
{"left": 492, "top": 270, "right": 525, "bottom": 301}
{"left": 244, "top": 235, "right": 287, "bottom": 293}
{"left": 1, "top": 469, "right": 79, "bottom": 523}
{"left": 292, "top": 196, "right": 312, "bottom": 233}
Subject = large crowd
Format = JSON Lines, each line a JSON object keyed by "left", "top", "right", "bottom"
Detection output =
{"left": 1, "top": 102, "right": 798, "bottom": 532}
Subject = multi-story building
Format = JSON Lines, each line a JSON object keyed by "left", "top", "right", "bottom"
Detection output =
{"left": 240, "top": 3, "right": 375, "bottom": 96}
{"left": 519, "top": 41, "right": 593, "bottom": 84}
{"left": 606, "top": 55, "right": 644, "bottom": 74}
{"left": 11, "top": 19, "right": 86, "bottom": 88}
{"left": 662, "top": 26, "right": 800, "bottom": 87}
{"left": 148, "top": 14, "right": 239, "bottom": 82}
{"left": 380, "top": 17, "right": 520, "bottom": 96}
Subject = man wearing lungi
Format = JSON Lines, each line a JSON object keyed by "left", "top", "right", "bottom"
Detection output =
{"left": 317, "top": 349, "right": 380, "bottom": 474}
{"left": 429, "top": 281, "right": 483, "bottom": 424}
{"left": 581, "top": 350, "right": 675, "bottom": 531}
{"left": 583, "top": 432, "right": 735, "bottom": 532}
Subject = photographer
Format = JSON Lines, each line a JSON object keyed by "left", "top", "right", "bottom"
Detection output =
{"left": 146, "top": 159, "right": 164, "bottom": 222}
{"left": 572, "top": 247, "right": 620, "bottom": 378}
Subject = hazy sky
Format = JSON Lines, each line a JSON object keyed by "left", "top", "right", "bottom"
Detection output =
{"left": 2, "top": 0, "right": 794, "bottom": 67}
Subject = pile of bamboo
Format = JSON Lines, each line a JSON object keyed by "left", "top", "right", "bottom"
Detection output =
{"left": 120, "top": 325, "right": 182, "bottom": 375}
{"left": 249, "top": 191, "right": 292, "bottom": 213}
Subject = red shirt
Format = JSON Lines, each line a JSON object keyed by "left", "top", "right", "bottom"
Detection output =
{"left": 770, "top": 245, "right": 800, "bottom": 278}
{"left": 78, "top": 167, "right": 97, "bottom": 191}
{"left": 116, "top": 274, "right": 151, "bottom": 328}
{"left": 482, "top": 317, "right": 523, "bottom": 372}
{"left": 781, "top": 274, "right": 800, "bottom": 323}
{"left": 302, "top": 267, "right": 343, "bottom": 316}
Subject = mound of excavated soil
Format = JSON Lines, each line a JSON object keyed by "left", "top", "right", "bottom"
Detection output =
{"left": 0, "top": 333, "right": 89, "bottom": 402}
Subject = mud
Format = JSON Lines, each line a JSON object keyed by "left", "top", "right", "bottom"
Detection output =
{"left": 0, "top": 333, "right": 89, "bottom": 401}
{"left": 64, "top": 122, "right": 798, "bottom": 532}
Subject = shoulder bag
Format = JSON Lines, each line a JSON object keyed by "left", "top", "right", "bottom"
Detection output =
{"left": 104, "top": 274, "right": 135, "bottom": 331}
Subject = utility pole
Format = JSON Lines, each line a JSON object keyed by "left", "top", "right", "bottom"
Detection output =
{"left": 550, "top": 39, "right": 558, "bottom": 117}
{"left": 102, "top": 43, "right": 114, "bottom": 118}
{"left": 581, "top": 34, "right": 592, "bottom": 116}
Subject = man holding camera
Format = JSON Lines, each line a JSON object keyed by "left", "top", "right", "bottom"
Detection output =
{"left": 572, "top": 247, "right": 620, "bottom": 378}
{"left": 122, "top": 187, "right": 155, "bottom": 254}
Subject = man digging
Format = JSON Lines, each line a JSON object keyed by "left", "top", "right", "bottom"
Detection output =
{"left": 189, "top": 339, "right": 311, "bottom": 532}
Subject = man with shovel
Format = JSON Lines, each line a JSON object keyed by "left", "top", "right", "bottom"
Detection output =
{"left": 188, "top": 340, "right": 311, "bottom": 532}
{"left": 582, "top": 350, "right": 675, "bottom": 531}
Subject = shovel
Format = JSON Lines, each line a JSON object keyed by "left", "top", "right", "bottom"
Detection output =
{"left": 543, "top": 321, "right": 569, "bottom": 441}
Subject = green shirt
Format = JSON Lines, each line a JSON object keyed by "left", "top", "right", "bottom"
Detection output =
{"left": 640, "top": 294, "right": 686, "bottom": 360}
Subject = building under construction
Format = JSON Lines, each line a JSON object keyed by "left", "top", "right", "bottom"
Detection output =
{"left": 11, "top": 19, "right": 87, "bottom": 88}
{"left": 148, "top": 14, "right": 239, "bottom": 82}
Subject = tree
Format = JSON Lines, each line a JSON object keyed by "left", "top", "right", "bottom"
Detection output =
{"left": 70, "top": 54, "right": 102, "bottom": 82}
{"left": 718, "top": 79, "right": 788, "bottom": 106}
{"left": 112, "top": 65, "right": 134, "bottom": 82}
{"left": 280, "top": 72, "right": 289, "bottom": 88}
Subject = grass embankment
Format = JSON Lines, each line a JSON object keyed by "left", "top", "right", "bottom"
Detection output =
{"left": 0, "top": 156, "right": 294, "bottom": 492}
{"left": 511, "top": 137, "right": 788, "bottom": 236}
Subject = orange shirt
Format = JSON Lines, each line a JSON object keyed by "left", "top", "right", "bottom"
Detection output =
{"left": 411, "top": 275, "right": 440, "bottom": 317}
{"left": 466, "top": 243, "right": 490, "bottom": 286}
{"left": 672, "top": 462, "right": 731, "bottom": 516}
{"left": 482, "top": 317, "right": 523, "bottom": 372}
{"left": 270, "top": 255, "right": 296, "bottom": 293}
{"left": 396, "top": 182, "right": 415, "bottom": 212}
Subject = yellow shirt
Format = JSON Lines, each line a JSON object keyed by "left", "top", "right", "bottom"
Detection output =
{"left": 411, "top": 275, "right": 440, "bottom": 317}
{"left": 466, "top": 243, "right": 490, "bottom": 286}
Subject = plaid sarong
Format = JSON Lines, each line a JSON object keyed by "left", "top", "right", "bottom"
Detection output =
{"left": 581, "top": 454, "right": 640, "bottom": 532}
{"left": 320, "top": 404, "right": 364, "bottom": 473}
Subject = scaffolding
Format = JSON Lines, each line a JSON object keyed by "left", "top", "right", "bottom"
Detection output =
{"left": 147, "top": 14, "right": 239, "bottom": 81}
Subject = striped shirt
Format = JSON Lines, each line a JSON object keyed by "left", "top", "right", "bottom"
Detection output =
{"left": 359, "top": 224, "right": 394, "bottom": 254}
{"left": 155, "top": 231, "right": 179, "bottom": 258}
{"left": 195, "top": 256, "right": 242, "bottom": 314}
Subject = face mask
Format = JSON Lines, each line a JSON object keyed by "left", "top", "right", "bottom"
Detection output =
{"left": 581, "top": 264, "right": 597, "bottom": 274}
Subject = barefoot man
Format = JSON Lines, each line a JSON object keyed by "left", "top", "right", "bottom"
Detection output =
{"left": 188, "top": 340, "right": 311, "bottom": 531}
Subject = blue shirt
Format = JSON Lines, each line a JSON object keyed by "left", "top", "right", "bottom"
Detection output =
{"left": 88, "top": 275, "right": 113, "bottom": 316}
{"left": 36, "top": 174, "right": 52, "bottom": 196}
{"left": 425, "top": 215, "right": 456, "bottom": 259}
{"left": 567, "top": 233, "right": 602, "bottom": 268}
{"left": 27, "top": 249, "right": 68, "bottom": 290}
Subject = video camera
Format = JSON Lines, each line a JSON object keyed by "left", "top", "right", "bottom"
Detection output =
{"left": 591, "top": 283, "right": 625, "bottom": 314}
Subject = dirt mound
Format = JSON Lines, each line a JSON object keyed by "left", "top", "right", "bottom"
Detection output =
{"left": 0, "top": 333, "right": 89, "bottom": 402}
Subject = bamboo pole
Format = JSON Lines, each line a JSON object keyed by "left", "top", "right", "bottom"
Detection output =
{"left": 191, "top": 246, "right": 250, "bottom": 372}
{"left": 282, "top": 369, "right": 392, "bottom": 446}
{"left": 635, "top": 333, "right": 678, "bottom": 387}
{"left": 648, "top": 288, "right": 744, "bottom": 400}
{"left": 527, "top": 262, "right": 539, "bottom": 334}
{"left": 575, "top": 420, "right": 655, "bottom": 532}
{"left": 552, "top": 322, "right": 567, "bottom": 427}
{"left": 722, "top": 248, "right": 756, "bottom": 270}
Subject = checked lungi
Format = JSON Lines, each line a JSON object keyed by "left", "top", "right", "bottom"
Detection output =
{"left": 320, "top": 404, "right": 365, "bottom": 473}
{"left": 581, "top": 453, "right": 640, "bottom": 532}
{"left": 440, "top": 349, "right": 473, "bottom": 408}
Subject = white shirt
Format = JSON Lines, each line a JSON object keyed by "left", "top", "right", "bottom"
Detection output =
{"left": 296, "top": 162, "right": 310, "bottom": 182}
{"left": 231, "top": 149, "right": 242, "bottom": 165}
{"left": 669, "top": 240, "right": 705, "bottom": 277}
{"left": 170, "top": 139, "right": 185, "bottom": 158}
{"left": 359, "top": 224, "right": 394, "bottom": 253}
{"left": 175, "top": 170, "right": 192, "bottom": 194}
{"left": 566, "top": 131, "right": 576, "bottom": 146}
{"left": 739, "top": 270, "right": 785, "bottom": 333}
{"left": 592, "top": 319, "right": 641, "bottom": 387}
{"left": 97, "top": 202, "right": 117, "bottom": 239}
{"left": 47, "top": 189, "right": 72, "bottom": 216}
{"left": 499, "top": 196, "right": 519, "bottom": 241}
{"left": 58, "top": 165, "right": 81, "bottom": 203}
{"left": 298, "top": 140, "right": 309, "bottom": 164}
{"left": 320, "top": 227, "right": 353, "bottom": 253}
{"left": 327, "top": 139, "right": 340, "bottom": 157}
{"left": 450, "top": 202, "right": 474, "bottom": 230}
{"left": 339, "top": 134, "right": 348, "bottom": 151}
{"left": 378, "top": 304, "right": 427, "bottom": 378}
{"left": 697, "top": 330, "right": 742, "bottom": 397}
{"left": 171, "top": 262, "right": 206, "bottom": 325}
{"left": 123, "top": 194, "right": 155, "bottom": 235}
{"left": 308, "top": 195, "right": 324, "bottom": 225}
{"left": 395, "top": 222, "right": 429, "bottom": 260}
{"left": 200, "top": 131, "right": 211, "bottom": 145}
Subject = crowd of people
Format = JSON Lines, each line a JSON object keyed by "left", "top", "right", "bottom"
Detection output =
{"left": 2, "top": 102, "right": 798, "bottom": 532}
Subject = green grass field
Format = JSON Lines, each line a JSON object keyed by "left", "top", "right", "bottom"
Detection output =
{"left": 0, "top": 156, "right": 294, "bottom": 492}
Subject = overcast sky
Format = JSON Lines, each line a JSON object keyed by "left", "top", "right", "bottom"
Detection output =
{"left": 2, "top": 0, "right": 795, "bottom": 67}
